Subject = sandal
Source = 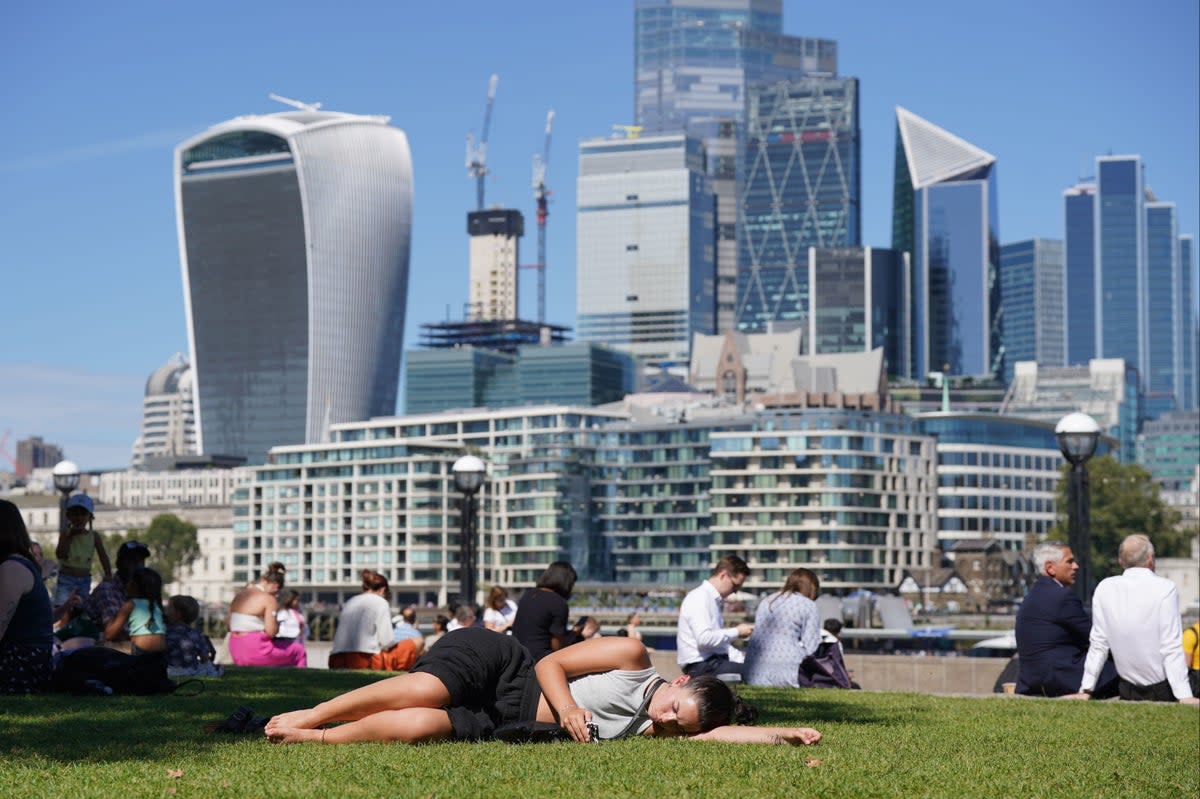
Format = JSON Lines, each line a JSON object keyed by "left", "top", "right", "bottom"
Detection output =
{"left": 205, "top": 705, "right": 270, "bottom": 734}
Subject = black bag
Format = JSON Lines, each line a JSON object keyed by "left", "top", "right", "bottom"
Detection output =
{"left": 53, "top": 647, "right": 178, "bottom": 696}
{"left": 798, "top": 641, "right": 852, "bottom": 689}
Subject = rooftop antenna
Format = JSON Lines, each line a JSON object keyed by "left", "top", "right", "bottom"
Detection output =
{"left": 466, "top": 74, "right": 500, "bottom": 210}
{"left": 269, "top": 93, "right": 322, "bottom": 112}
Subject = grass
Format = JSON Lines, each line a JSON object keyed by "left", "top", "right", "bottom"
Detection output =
{"left": 1, "top": 668, "right": 1196, "bottom": 799}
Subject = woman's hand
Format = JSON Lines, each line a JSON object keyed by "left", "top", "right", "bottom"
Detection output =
{"left": 557, "top": 705, "right": 594, "bottom": 742}
{"left": 770, "top": 727, "right": 822, "bottom": 746}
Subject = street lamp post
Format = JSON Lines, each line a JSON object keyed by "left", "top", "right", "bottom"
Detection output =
{"left": 1055, "top": 413, "right": 1101, "bottom": 601}
{"left": 452, "top": 455, "right": 486, "bottom": 607}
{"left": 51, "top": 460, "right": 81, "bottom": 538}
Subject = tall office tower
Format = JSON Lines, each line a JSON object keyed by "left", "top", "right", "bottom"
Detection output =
{"left": 1063, "top": 181, "right": 1096, "bottom": 366}
{"left": 576, "top": 133, "right": 715, "bottom": 374}
{"left": 736, "top": 77, "right": 861, "bottom": 334}
{"left": 998, "top": 239, "right": 1065, "bottom": 382}
{"left": 1093, "top": 157, "right": 1146, "bottom": 376}
{"left": 1181, "top": 235, "right": 1197, "bottom": 409}
{"left": 1145, "top": 202, "right": 1179, "bottom": 418}
{"left": 634, "top": 0, "right": 837, "bottom": 332}
{"left": 176, "top": 108, "right": 412, "bottom": 464}
{"left": 467, "top": 209, "right": 523, "bottom": 321}
{"left": 130, "top": 353, "right": 197, "bottom": 469}
{"left": 807, "top": 247, "right": 908, "bottom": 376}
{"left": 892, "top": 107, "right": 1000, "bottom": 379}
{"left": 16, "top": 436, "right": 63, "bottom": 475}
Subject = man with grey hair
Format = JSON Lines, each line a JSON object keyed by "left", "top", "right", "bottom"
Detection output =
{"left": 1071, "top": 534, "right": 1199, "bottom": 704}
{"left": 1015, "top": 541, "right": 1116, "bottom": 697}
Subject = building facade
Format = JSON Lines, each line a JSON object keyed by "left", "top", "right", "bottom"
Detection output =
{"left": 131, "top": 353, "right": 198, "bottom": 469}
{"left": 634, "top": 0, "right": 837, "bottom": 332}
{"left": 1136, "top": 409, "right": 1200, "bottom": 491}
{"left": 1180, "top": 235, "right": 1197, "bottom": 410}
{"left": 1063, "top": 182, "right": 1096, "bottom": 366}
{"left": 807, "top": 246, "right": 908, "bottom": 375}
{"left": 16, "top": 437, "right": 63, "bottom": 477}
{"left": 892, "top": 107, "right": 1000, "bottom": 379}
{"left": 998, "top": 239, "right": 1065, "bottom": 382}
{"left": 467, "top": 209, "right": 523, "bottom": 322}
{"left": 1145, "top": 201, "right": 1179, "bottom": 419}
{"left": 175, "top": 108, "right": 412, "bottom": 464}
{"left": 736, "top": 77, "right": 861, "bottom": 334}
{"left": 576, "top": 133, "right": 715, "bottom": 372}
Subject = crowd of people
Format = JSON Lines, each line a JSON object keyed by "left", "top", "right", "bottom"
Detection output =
{"left": 5, "top": 493, "right": 1196, "bottom": 748}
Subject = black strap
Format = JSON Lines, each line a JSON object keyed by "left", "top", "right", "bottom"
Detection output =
{"left": 610, "top": 677, "right": 666, "bottom": 741}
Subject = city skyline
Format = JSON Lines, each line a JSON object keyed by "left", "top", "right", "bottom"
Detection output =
{"left": 2, "top": 0, "right": 1197, "bottom": 469}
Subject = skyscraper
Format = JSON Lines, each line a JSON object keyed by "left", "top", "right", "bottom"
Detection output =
{"left": 634, "top": 0, "right": 837, "bottom": 332}
{"left": 131, "top": 353, "right": 197, "bottom": 469}
{"left": 176, "top": 108, "right": 412, "bottom": 464}
{"left": 807, "top": 246, "right": 908, "bottom": 376}
{"left": 1180, "top": 235, "right": 1197, "bottom": 409}
{"left": 467, "top": 209, "right": 523, "bottom": 322}
{"left": 736, "top": 77, "right": 861, "bottom": 333}
{"left": 1062, "top": 181, "right": 1096, "bottom": 366}
{"left": 998, "top": 239, "right": 1065, "bottom": 382}
{"left": 576, "top": 133, "right": 715, "bottom": 373}
{"left": 1094, "top": 156, "right": 1146, "bottom": 374}
{"left": 892, "top": 107, "right": 1000, "bottom": 379}
{"left": 1145, "top": 201, "right": 1179, "bottom": 418}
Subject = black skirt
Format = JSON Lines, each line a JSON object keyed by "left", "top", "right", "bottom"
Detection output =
{"left": 410, "top": 627, "right": 541, "bottom": 740}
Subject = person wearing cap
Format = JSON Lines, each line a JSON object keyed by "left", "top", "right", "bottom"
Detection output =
{"left": 53, "top": 494, "right": 111, "bottom": 607}
{"left": 81, "top": 539, "right": 150, "bottom": 643}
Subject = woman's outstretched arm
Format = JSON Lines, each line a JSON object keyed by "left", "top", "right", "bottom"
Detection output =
{"left": 690, "top": 725, "right": 821, "bottom": 745}
{"left": 535, "top": 636, "right": 650, "bottom": 741}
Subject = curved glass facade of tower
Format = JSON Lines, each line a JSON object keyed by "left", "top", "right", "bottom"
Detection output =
{"left": 176, "top": 111, "right": 412, "bottom": 464}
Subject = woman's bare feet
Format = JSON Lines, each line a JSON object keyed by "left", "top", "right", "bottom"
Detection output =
{"left": 264, "top": 708, "right": 321, "bottom": 737}
{"left": 265, "top": 725, "right": 324, "bottom": 744}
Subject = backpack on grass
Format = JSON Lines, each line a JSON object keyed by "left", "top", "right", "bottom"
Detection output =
{"left": 52, "top": 647, "right": 179, "bottom": 696}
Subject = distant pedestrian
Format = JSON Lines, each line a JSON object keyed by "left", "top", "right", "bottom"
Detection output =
{"left": 483, "top": 586, "right": 518, "bottom": 634}
{"left": 53, "top": 494, "right": 111, "bottom": 606}
{"left": 743, "top": 567, "right": 822, "bottom": 688}
{"left": 676, "top": 555, "right": 754, "bottom": 678}
{"left": 329, "top": 570, "right": 423, "bottom": 671}
{"left": 511, "top": 561, "right": 576, "bottom": 663}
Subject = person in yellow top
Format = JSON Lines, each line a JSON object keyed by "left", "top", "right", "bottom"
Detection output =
{"left": 53, "top": 495, "right": 111, "bottom": 607}
{"left": 1185, "top": 620, "right": 1200, "bottom": 698}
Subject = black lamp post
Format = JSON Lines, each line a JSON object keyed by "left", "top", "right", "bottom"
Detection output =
{"left": 452, "top": 455, "right": 486, "bottom": 607}
{"left": 52, "top": 460, "right": 81, "bottom": 538}
{"left": 1055, "top": 412, "right": 1101, "bottom": 601}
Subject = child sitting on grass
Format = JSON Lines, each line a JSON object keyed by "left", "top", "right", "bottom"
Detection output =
{"left": 165, "top": 594, "right": 222, "bottom": 677}
{"left": 103, "top": 567, "right": 166, "bottom": 655}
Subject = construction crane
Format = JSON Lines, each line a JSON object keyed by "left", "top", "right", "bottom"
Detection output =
{"left": 524, "top": 110, "right": 555, "bottom": 324}
{"left": 465, "top": 74, "right": 499, "bottom": 210}
{"left": 268, "top": 93, "right": 322, "bottom": 112}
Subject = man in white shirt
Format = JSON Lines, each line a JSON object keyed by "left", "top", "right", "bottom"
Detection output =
{"left": 1071, "top": 534, "right": 1199, "bottom": 704}
{"left": 676, "top": 555, "right": 755, "bottom": 677}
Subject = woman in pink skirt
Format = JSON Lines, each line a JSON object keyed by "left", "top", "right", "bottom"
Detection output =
{"left": 225, "top": 562, "right": 306, "bottom": 667}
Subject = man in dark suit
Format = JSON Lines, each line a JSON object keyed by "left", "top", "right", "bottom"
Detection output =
{"left": 1016, "top": 541, "right": 1117, "bottom": 697}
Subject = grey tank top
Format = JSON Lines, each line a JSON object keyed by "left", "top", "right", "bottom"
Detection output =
{"left": 567, "top": 667, "right": 658, "bottom": 740}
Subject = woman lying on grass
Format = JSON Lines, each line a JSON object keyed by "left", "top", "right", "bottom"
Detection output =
{"left": 265, "top": 627, "right": 820, "bottom": 746}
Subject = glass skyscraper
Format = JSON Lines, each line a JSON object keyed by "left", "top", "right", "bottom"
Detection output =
{"left": 1063, "top": 182, "right": 1096, "bottom": 366}
{"left": 735, "top": 77, "right": 861, "bottom": 333}
{"left": 634, "top": 0, "right": 837, "bottom": 332}
{"left": 575, "top": 134, "right": 715, "bottom": 372}
{"left": 1181, "top": 235, "right": 1197, "bottom": 409}
{"left": 1095, "top": 156, "right": 1146, "bottom": 375}
{"left": 892, "top": 107, "right": 1000, "bottom": 379}
{"left": 176, "top": 109, "right": 412, "bottom": 463}
{"left": 807, "top": 246, "right": 908, "bottom": 376}
{"left": 998, "top": 239, "right": 1065, "bottom": 382}
{"left": 1145, "top": 202, "right": 1179, "bottom": 417}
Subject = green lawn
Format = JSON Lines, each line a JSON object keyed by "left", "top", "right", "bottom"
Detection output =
{"left": 2, "top": 667, "right": 1196, "bottom": 799}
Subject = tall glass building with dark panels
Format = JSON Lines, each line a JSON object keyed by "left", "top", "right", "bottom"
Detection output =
{"left": 1063, "top": 182, "right": 1097, "bottom": 365}
{"left": 892, "top": 108, "right": 1000, "bottom": 379}
{"left": 634, "top": 0, "right": 837, "bottom": 333}
{"left": 998, "top": 239, "right": 1065, "bottom": 382}
{"left": 1181, "top": 235, "right": 1197, "bottom": 409}
{"left": 1095, "top": 156, "right": 1146, "bottom": 373}
{"left": 735, "top": 77, "right": 861, "bottom": 334}
{"left": 807, "top": 247, "right": 908, "bottom": 376}
{"left": 176, "top": 110, "right": 412, "bottom": 464}
{"left": 1145, "top": 202, "right": 1179, "bottom": 416}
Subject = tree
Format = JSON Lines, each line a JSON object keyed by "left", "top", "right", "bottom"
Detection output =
{"left": 104, "top": 514, "right": 201, "bottom": 585}
{"left": 1049, "top": 455, "right": 1191, "bottom": 582}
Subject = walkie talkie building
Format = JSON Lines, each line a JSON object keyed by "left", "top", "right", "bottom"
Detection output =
{"left": 175, "top": 108, "right": 412, "bottom": 464}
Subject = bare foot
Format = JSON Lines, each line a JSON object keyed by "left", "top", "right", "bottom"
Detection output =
{"left": 265, "top": 708, "right": 321, "bottom": 736}
{"left": 266, "top": 725, "right": 323, "bottom": 744}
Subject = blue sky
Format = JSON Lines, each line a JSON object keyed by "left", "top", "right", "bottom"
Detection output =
{"left": 1, "top": 1, "right": 1196, "bottom": 471}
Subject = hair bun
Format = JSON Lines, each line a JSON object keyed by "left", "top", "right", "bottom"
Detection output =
{"left": 268, "top": 561, "right": 286, "bottom": 574}
{"left": 732, "top": 696, "right": 758, "bottom": 726}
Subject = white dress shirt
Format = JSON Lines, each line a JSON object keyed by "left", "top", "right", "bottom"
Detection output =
{"left": 1080, "top": 567, "right": 1191, "bottom": 699}
{"left": 676, "top": 579, "right": 741, "bottom": 667}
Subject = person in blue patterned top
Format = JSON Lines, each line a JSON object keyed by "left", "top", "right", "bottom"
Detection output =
{"left": 743, "top": 568, "right": 823, "bottom": 687}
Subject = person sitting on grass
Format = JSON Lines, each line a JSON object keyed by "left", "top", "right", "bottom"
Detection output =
{"left": 264, "top": 627, "right": 822, "bottom": 746}
{"left": 328, "top": 570, "right": 424, "bottom": 671}
{"left": 226, "top": 563, "right": 305, "bottom": 668}
{"left": 165, "top": 594, "right": 222, "bottom": 677}
{"left": 0, "top": 499, "right": 55, "bottom": 694}
{"left": 102, "top": 566, "right": 167, "bottom": 655}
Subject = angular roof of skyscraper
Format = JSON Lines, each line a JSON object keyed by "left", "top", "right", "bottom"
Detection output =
{"left": 895, "top": 106, "right": 995, "bottom": 190}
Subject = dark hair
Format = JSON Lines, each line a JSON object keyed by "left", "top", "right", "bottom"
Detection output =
{"left": 169, "top": 594, "right": 201, "bottom": 625}
{"left": 823, "top": 618, "right": 843, "bottom": 636}
{"left": 711, "top": 554, "right": 750, "bottom": 579}
{"left": 686, "top": 675, "right": 758, "bottom": 732}
{"left": 128, "top": 567, "right": 164, "bottom": 610}
{"left": 279, "top": 589, "right": 301, "bottom": 610}
{"left": 487, "top": 585, "right": 509, "bottom": 610}
{"left": 0, "top": 499, "right": 34, "bottom": 561}
{"left": 433, "top": 614, "right": 450, "bottom": 633}
{"left": 260, "top": 562, "right": 286, "bottom": 587}
{"left": 536, "top": 561, "right": 577, "bottom": 599}
{"left": 771, "top": 567, "right": 819, "bottom": 610}
{"left": 361, "top": 569, "right": 390, "bottom": 599}
{"left": 401, "top": 606, "right": 417, "bottom": 624}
